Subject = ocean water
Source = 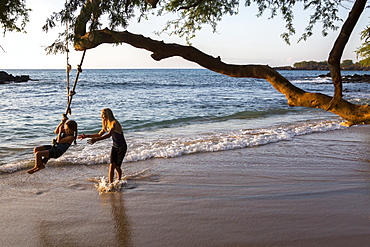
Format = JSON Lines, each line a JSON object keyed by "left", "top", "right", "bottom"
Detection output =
{"left": 1, "top": 69, "right": 369, "bottom": 173}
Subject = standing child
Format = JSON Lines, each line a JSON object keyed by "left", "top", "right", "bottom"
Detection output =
{"left": 78, "top": 108, "right": 127, "bottom": 183}
{"left": 28, "top": 118, "right": 78, "bottom": 174}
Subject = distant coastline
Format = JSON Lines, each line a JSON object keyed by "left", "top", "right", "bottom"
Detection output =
{"left": 274, "top": 60, "right": 370, "bottom": 71}
{"left": 274, "top": 65, "right": 370, "bottom": 71}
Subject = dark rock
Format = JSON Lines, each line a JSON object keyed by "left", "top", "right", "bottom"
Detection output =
{"left": 342, "top": 74, "right": 370, "bottom": 83}
{"left": 0, "top": 71, "right": 31, "bottom": 84}
{"left": 318, "top": 73, "right": 331, "bottom": 78}
{"left": 318, "top": 73, "right": 370, "bottom": 83}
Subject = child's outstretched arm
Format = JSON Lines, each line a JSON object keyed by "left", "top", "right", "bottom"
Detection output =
{"left": 78, "top": 129, "right": 105, "bottom": 140}
{"left": 78, "top": 133, "right": 101, "bottom": 139}
{"left": 87, "top": 129, "right": 113, "bottom": 145}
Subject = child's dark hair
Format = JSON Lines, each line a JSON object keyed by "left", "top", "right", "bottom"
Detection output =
{"left": 66, "top": 120, "right": 78, "bottom": 145}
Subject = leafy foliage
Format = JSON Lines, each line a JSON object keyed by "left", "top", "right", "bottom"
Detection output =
{"left": 297, "top": 0, "right": 342, "bottom": 43}
{"left": 155, "top": 0, "right": 239, "bottom": 43}
{"left": 41, "top": 0, "right": 346, "bottom": 52}
{"left": 43, "top": 0, "right": 153, "bottom": 53}
{"left": 293, "top": 60, "right": 329, "bottom": 69}
{"left": 156, "top": 0, "right": 343, "bottom": 44}
{"left": 340, "top": 59, "right": 353, "bottom": 67}
{"left": 293, "top": 59, "right": 357, "bottom": 69}
{"left": 0, "top": 0, "right": 30, "bottom": 35}
{"left": 356, "top": 26, "right": 370, "bottom": 67}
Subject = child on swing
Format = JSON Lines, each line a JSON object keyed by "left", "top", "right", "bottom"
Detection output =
{"left": 28, "top": 116, "right": 78, "bottom": 174}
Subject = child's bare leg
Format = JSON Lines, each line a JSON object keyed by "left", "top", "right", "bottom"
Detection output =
{"left": 34, "top": 146, "right": 50, "bottom": 164}
{"left": 35, "top": 150, "right": 48, "bottom": 169}
{"left": 116, "top": 166, "right": 122, "bottom": 181}
{"left": 108, "top": 163, "right": 116, "bottom": 183}
{"left": 28, "top": 149, "right": 48, "bottom": 174}
{"left": 34, "top": 146, "right": 45, "bottom": 154}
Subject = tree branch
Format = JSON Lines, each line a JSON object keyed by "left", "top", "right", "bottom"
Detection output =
{"left": 144, "top": 0, "right": 159, "bottom": 8}
{"left": 327, "top": 0, "right": 367, "bottom": 110}
{"left": 73, "top": 27, "right": 370, "bottom": 126}
{"left": 74, "top": 0, "right": 94, "bottom": 43}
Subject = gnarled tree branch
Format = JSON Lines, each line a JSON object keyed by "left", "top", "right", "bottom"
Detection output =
{"left": 327, "top": 0, "right": 367, "bottom": 110}
{"left": 73, "top": 0, "right": 370, "bottom": 127}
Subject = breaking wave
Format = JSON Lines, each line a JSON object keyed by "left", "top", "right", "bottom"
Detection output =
{"left": 0, "top": 119, "right": 345, "bottom": 173}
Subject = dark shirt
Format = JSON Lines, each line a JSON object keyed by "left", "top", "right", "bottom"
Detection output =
{"left": 112, "top": 130, "right": 127, "bottom": 148}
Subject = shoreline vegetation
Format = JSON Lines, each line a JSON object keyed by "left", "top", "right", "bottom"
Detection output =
{"left": 274, "top": 59, "right": 370, "bottom": 71}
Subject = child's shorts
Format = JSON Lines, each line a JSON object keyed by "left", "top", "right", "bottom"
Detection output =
{"left": 110, "top": 146, "right": 127, "bottom": 167}
{"left": 43, "top": 145, "right": 64, "bottom": 159}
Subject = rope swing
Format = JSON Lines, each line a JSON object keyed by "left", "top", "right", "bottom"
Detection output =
{"left": 62, "top": 6, "right": 87, "bottom": 121}
{"left": 52, "top": 49, "right": 86, "bottom": 147}
{"left": 51, "top": 3, "right": 88, "bottom": 147}
{"left": 64, "top": 49, "right": 87, "bottom": 118}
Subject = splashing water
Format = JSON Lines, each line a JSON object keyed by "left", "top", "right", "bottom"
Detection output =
{"left": 96, "top": 177, "right": 127, "bottom": 194}
{"left": 93, "top": 168, "right": 152, "bottom": 194}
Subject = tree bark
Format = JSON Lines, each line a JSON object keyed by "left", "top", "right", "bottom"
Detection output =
{"left": 73, "top": 0, "right": 370, "bottom": 126}
{"left": 327, "top": 0, "right": 367, "bottom": 110}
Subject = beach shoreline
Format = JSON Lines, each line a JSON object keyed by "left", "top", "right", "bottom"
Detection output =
{"left": 0, "top": 125, "right": 369, "bottom": 246}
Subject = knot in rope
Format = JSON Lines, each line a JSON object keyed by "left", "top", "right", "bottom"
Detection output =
{"left": 67, "top": 64, "right": 72, "bottom": 73}
{"left": 64, "top": 50, "right": 86, "bottom": 117}
{"left": 62, "top": 113, "right": 69, "bottom": 121}
{"left": 66, "top": 107, "right": 72, "bottom": 115}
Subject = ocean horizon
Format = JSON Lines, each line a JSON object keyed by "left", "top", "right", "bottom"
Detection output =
{"left": 1, "top": 69, "right": 369, "bottom": 173}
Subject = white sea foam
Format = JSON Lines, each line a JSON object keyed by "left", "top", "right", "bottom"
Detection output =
{"left": 292, "top": 77, "right": 331, "bottom": 84}
{"left": 0, "top": 119, "right": 345, "bottom": 173}
{"left": 92, "top": 169, "right": 151, "bottom": 194}
{"left": 95, "top": 177, "right": 127, "bottom": 194}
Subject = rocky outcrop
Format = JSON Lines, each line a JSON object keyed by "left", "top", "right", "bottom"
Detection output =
{"left": 0, "top": 71, "right": 30, "bottom": 84}
{"left": 318, "top": 73, "right": 370, "bottom": 83}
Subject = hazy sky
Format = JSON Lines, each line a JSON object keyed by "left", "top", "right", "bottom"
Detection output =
{"left": 1, "top": 1, "right": 369, "bottom": 69}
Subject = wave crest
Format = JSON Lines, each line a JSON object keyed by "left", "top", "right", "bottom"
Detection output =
{"left": 0, "top": 120, "right": 344, "bottom": 174}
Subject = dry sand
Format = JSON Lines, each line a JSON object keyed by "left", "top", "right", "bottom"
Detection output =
{"left": 0, "top": 125, "right": 369, "bottom": 246}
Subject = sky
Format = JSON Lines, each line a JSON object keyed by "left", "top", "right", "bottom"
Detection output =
{"left": 1, "top": 1, "right": 369, "bottom": 69}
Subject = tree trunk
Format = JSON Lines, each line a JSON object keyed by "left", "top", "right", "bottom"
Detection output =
{"left": 73, "top": 0, "right": 370, "bottom": 126}
{"left": 327, "top": 0, "right": 367, "bottom": 110}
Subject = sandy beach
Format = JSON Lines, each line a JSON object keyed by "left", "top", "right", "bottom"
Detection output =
{"left": 0, "top": 125, "right": 369, "bottom": 246}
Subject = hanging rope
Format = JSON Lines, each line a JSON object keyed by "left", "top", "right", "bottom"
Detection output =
{"left": 63, "top": 1, "right": 87, "bottom": 119}
{"left": 65, "top": 15, "right": 71, "bottom": 110}
{"left": 51, "top": 3, "right": 87, "bottom": 148}
{"left": 64, "top": 7, "right": 72, "bottom": 121}
{"left": 52, "top": 49, "right": 86, "bottom": 147}
{"left": 64, "top": 49, "right": 86, "bottom": 117}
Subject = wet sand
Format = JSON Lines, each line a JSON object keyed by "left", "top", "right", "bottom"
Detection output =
{"left": 0, "top": 125, "right": 369, "bottom": 246}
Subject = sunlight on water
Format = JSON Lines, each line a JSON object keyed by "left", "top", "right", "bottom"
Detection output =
{"left": 1, "top": 69, "right": 368, "bottom": 172}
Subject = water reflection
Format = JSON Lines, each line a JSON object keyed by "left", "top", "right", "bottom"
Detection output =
{"left": 100, "top": 192, "right": 132, "bottom": 246}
